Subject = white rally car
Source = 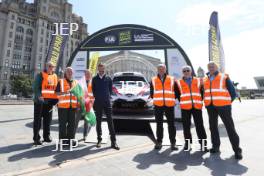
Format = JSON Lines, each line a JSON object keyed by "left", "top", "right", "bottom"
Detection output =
{"left": 111, "top": 72, "right": 153, "bottom": 113}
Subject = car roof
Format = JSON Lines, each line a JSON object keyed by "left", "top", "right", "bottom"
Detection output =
{"left": 113, "top": 72, "right": 144, "bottom": 77}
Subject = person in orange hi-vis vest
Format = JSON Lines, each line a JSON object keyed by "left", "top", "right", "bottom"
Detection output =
{"left": 204, "top": 61, "right": 242, "bottom": 160}
{"left": 150, "top": 64, "right": 179, "bottom": 151}
{"left": 176, "top": 65, "right": 207, "bottom": 152}
{"left": 32, "top": 61, "right": 58, "bottom": 145}
{"left": 55, "top": 67, "right": 78, "bottom": 147}
{"left": 74, "top": 69, "right": 94, "bottom": 141}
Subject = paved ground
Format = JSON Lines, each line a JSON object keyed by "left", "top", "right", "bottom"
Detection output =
{"left": 0, "top": 99, "right": 264, "bottom": 176}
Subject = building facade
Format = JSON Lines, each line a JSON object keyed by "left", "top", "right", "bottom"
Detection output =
{"left": 99, "top": 51, "right": 162, "bottom": 81}
{"left": 0, "top": 0, "right": 88, "bottom": 95}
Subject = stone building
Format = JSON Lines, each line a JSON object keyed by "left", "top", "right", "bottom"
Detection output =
{"left": 0, "top": 0, "right": 88, "bottom": 95}
{"left": 99, "top": 51, "right": 162, "bottom": 81}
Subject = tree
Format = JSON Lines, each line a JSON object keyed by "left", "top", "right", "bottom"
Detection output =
{"left": 10, "top": 75, "right": 33, "bottom": 97}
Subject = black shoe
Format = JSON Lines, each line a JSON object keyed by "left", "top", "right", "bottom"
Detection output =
{"left": 171, "top": 143, "right": 178, "bottom": 151}
{"left": 43, "top": 136, "right": 52, "bottom": 143}
{"left": 235, "top": 152, "right": 243, "bottom": 160}
{"left": 70, "top": 140, "right": 77, "bottom": 147}
{"left": 111, "top": 142, "right": 120, "bottom": 150}
{"left": 201, "top": 146, "right": 209, "bottom": 152}
{"left": 33, "top": 140, "right": 42, "bottom": 145}
{"left": 210, "top": 148, "right": 220, "bottom": 153}
{"left": 96, "top": 140, "right": 102, "bottom": 148}
{"left": 184, "top": 143, "right": 191, "bottom": 151}
{"left": 154, "top": 142, "right": 162, "bottom": 150}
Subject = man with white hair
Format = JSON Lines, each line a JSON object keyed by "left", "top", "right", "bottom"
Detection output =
{"left": 32, "top": 61, "right": 58, "bottom": 145}
{"left": 150, "top": 64, "right": 179, "bottom": 150}
{"left": 204, "top": 61, "right": 242, "bottom": 160}
{"left": 177, "top": 65, "right": 207, "bottom": 151}
{"left": 55, "top": 67, "right": 78, "bottom": 147}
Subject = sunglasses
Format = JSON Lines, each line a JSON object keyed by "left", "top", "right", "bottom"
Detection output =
{"left": 183, "top": 70, "right": 190, "bottom": 73}
{"left": 48, "top": 65, "right": 54, "bottom": 68}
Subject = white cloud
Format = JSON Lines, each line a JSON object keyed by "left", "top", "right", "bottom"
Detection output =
{"left": 176, "top": 0, "right": 264, "bottom": 29}
{"left": 188, "top": 27, "right": 264, "bottom": 89}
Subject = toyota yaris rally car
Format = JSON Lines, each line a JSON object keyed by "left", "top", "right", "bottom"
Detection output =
{"left": 111, "top": 72, "right": 153, "bottom": 113}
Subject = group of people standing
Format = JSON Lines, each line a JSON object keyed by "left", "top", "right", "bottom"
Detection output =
{"left": 32, "top": 60, "right": 242, "bottom": 160}
{"left": 33, "top": 62, "right": 119, "bottom": 150}
{"left": 150, "top": 62, "right": 242, "bottom": 160}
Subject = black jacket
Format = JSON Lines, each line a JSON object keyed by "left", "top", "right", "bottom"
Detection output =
{"left": 92, "top": 74, "right": 113, "bottom": 104}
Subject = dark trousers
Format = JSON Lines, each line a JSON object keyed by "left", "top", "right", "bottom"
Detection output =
{"left": 206, "top": 105, "right": 241, "bottom": 153}
{"left": 94, "top": 102, "right": 116, "bottom": 142}
{"left": 33, "top": 103, "right": 53, "bottom": 141}
{"left": 154, "top": 106, "right": 176, "bottom": 144}
{"left": 74, "top": 109, "right": 89, "bottom": 138}
{"left": 58, "top": 108, "right": 77, "bottom": 141}
{"left": 181, "top": 108, "right": 207, "bottom": 145}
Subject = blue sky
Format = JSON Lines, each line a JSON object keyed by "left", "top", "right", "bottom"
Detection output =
{"left": 25, "top": 0, "right": 264, "bottom": 88}
{"left": 69, "top": 0, "right": 264, "bottom": 89}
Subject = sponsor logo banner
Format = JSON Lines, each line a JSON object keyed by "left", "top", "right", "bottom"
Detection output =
{"left": 209, "top": 11, "right": 225, "bottom": 73}
{"left": 119, "top": 31, "right": 132, "bottom": 45}
{"left": 134, "top": 34, "right": 154, "bottom": 42}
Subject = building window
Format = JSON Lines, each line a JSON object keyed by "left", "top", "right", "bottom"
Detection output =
{"left": 15, "top": 35, "right": 23, "bottom": 42}
{"left": 37, "top": 63, "right": 41, "bottom": 69}
{"left": 23, "top": 63, "right": 30, "bottom": 70}
{"left": 13, "top": 53, "right": 21, "bottom": 60}
{"left": 12, "top": 61, "right": 20, "bottom": 69}
{"left": 12, "top": 15, "right": 15, "bottom": 20}
{"left": 6, "top": 50, "right": 10, "bottom": 57}
{"left": 14, "top": 44, "right": 22, "bottom": 50}
{"left": 9, "top": 32, "right": 13, "bottom": 38}
{"left": 16, "top": 26, "right": 24, "bottom": 33}
{"left": 41, "top": 28, "right": 44, "bottom": 35}
{"left": 3, "top": 72, "right": 8, "bottom": 80}
{"left": 8, "top": 41, "right": 12, "bottom": 47}
{"left": 5, "top": 60, "right": 9, "bottom": 67}
{"left": 40, "top": 37, "right": 43, "bottom": 43}
{"left": 39, "top": 55, "right": 42, "bottom": 61}
{"left": 39, "top": 46, "right": 43, "bottom": 52}
{"left": 10, "top": 22, "right": 14, "bottom": 29}
{"left": 25, "top": 46, "right": 32, "bottom": 52}
{"left": 26, "top": 29, "right": 33, "bottom": 35}
{"left": 26, "top": 37, "right": 32, "bottom": 44}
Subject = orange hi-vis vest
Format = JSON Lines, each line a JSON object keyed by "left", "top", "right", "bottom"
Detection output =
{"left": 177, "top": 77, "right": 203, "bottom": 110}
{"left": 152, "top": 75, "right": 176, "bottom": 107}
{"left": 41, "top": 72, "right": 58, "bottom": 99}
{"left": 204, "top": 73, "right": 232, "bottom": 107}
{"left": 87, "top": 81, "right": 94, "bottom": 100}
{"left": 58, "top": 79, "right": 78, "bottom": 108}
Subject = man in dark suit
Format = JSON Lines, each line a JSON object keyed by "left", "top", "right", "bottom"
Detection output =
{"left": 92, "top": 63, "right": 119, "bottom": 150}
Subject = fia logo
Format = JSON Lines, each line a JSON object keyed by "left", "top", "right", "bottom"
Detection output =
{"left": 105, "top": 35, "right": 116, "bottom": 44}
